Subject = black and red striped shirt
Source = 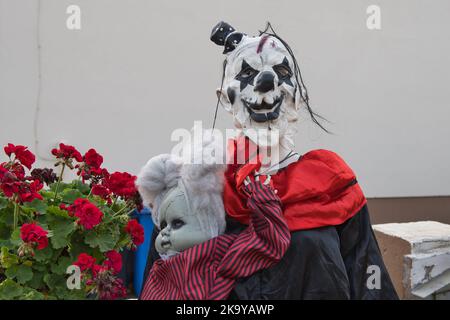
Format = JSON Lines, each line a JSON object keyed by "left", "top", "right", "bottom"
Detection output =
{"left": 140, "top": 181, "right": 290, "bottom": 300}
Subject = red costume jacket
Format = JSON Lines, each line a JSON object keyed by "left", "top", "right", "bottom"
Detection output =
{"left": 224, "top": 138, "right": 367, "bottom": 231}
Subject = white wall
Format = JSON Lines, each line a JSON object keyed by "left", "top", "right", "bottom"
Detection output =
{"left": 1, "top": 0, "right": 450, "bottom": 197}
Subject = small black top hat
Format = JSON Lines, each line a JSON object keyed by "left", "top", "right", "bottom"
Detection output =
{"left": 210, "top": 21, "right": 245, "bottom": 54}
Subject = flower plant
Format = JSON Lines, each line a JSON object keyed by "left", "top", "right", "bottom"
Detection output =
{"left": 0, "top": 143, "right": 144, "bottom": 300}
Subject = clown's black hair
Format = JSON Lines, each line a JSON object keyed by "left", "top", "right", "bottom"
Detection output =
{"left": 212, "top": 59, "right": 227, "bottom": 130}
{"left": 212, "top": 22, "right": 330, "bottom": 133}
{"left": 258, "top": 22, "right": 330, "bottom": 133}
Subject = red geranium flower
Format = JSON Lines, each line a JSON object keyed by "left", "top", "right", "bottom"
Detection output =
{"left": 84, "top": 149, "right": 103, "bottom": 169}
{"left": 0, "top": 167, "right": 21, "bottom": 197}
{"left": 92, "top": 264, "right": 108, "bottom": 277}
{"left": 30, "top": 168, "right": 57, "bottom": 185}
{"left": 98, "top": 278, "right": 127, "bottom": 300}
{"left": 67, "top": 198, "right": 103, "bottom": 230}
{"left": 106, "top": 172, "right": 137, "bottom": 199}
{"left": 89, "top": 264, "right": 127, "bottom": 300}
{"left": 0, "top": 164, "right": 8, "bottom": 180}
{"left": 74, "top": 253, "right": 96, "bottom": 271}
{"left": 1, "top": 162, "right": 26, "bottom": 180}
{"left": 103, "top": 250, "right": 122, "bottom": 274}
{"left": 20, "top": 223, "right": 48, "bottom": 250}
{"left": 90, "top": 167, "right": 109, "bottom": 178}
{"left": 91, "top": 184, "right": 111, "bottom": 202}
{"left": 51, "top": 143, "right": 83, "bottom": 162}
{"left": 17, "top": 179, "right": 43, "bottom": 203}
{"left": 0, "top": 164, "right": 42, "bottom": 203}
{"left": 4, "top": 143, "right": 35, "bottom": 169}
{"left": 76, "top": 149, "right": 105, "bottom": 182}
{"left": 4, "top": 143, "right": 17, "bottom": 157}
{"left": 125, "top": 219, "right": 144, "bottom": 246}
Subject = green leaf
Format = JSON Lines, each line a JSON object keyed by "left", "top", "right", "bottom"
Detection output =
{"left": 49, "top": 182, "right": 71, "bottom": 193}
{"left": 98, "top": 206, "right": 116, "bottom": 224}
{"left": 50, "top": 256, "right": 72, "bottom": 275}
{"left": 0, "top": 247, "right": 19, "bottom": 268}
{"left": 23, "top": 199, "right": 48, "bottom": 215}
{"left": 68, "top": 235, "right": 93, "bottom": 260}
{"left": 43, "top": 273, "right": 65, "bottom": 290}
{"left": 0, "top": 221, "right": 10, "bottom": 239}
{"left": 0, "top": 197, "right": 9, "bottom": 210}
{"left": 0, "top": 279, "right": 23, "bottom": 299}
{"left": 19, "top": 206, "right": 36, "bottom": 215}
{"left": 16, "top": 264, "right": 34, "bottom": 284}
{"left": 0, "top": 207, "right": 14, "bottom": 226}
{"left": 49, "top": 218, "right": 75, "bottom": 249}
{"left": 33, "top": 246, "right": 53, "bottom": 262}
{"left": 84, "top": 229, "right": 118, "bottom": 252}
{"left": 10, "top": 228, "right": 22, "bottom": 246}
{"left": 5, "top": 264, "right": 18, "bottom": 278}
{"left": 32, "top": 263, "right": 47, "bottom": 272}
{"left": 28, "top": 270, "right": 46, "bottom": 290}
{"left": 43, "top": 273, "right": 78, "bottom": 299}
{"left": 6, "top": 264, "right": 34, "bottom": 284}
{"left": 71, "top": 180, "right": 90, "bottom": 195}
{"left": 61, "top": 189, "right": 84, "bottom": 203}
{"left": 46, "top": 205, "right": 71, "bottom": 219}
{"left": 40, "top": 190, "right": 55, "bottom": 200}
{"left": 58, "top": 287, "right": 87, "bottom": 300}
{"left": 20, "top": 287, "right": 45, "bottom": 300}
{"left": 0, "top": 239, "right": 12, "bottom": 249}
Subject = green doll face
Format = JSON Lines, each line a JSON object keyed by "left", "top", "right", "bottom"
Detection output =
{"left": 155, "top": 186, "right": 211, "bottom": 256}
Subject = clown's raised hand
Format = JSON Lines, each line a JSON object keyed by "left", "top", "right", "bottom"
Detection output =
{"left": 242, "top": 172, "right": 276, "bottom": 199}
{"left": 241, "top": 172, "right": 283, "bottom": 226}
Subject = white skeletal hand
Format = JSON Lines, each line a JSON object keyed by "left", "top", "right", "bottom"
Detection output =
{"left": 244, "top": 171, "right": 271, "bottom": 185}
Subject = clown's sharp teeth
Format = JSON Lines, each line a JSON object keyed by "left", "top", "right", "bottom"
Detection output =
{"left": 265, "top": 96, "right": 274, "bottom": 105}
{"left": 256, "top": 96, "right": 264, "bottom": 105}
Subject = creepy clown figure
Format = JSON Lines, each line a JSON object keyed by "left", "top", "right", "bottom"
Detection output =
{"left": 207, "top": 21, "right": 398, "bottom": 300}
{"left": 137, "top": 136, "right": 290, "bottom": 299}
{"left": 140, "top": 21, "right": 398, "bottom": 300}
{"left": 213, "top": 22, "right": 306, "bottom": 169}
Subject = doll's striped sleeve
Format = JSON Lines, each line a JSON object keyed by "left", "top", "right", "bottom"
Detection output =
{"left": 140, "top": 182, "right": 290, "bottom": 300}
{"left": 209, "top": 182, "right": 291, "bottom": 299}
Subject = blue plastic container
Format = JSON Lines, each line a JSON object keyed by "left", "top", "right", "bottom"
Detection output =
{"left": 133, "top": 207, "right": 154, "bottom": 297}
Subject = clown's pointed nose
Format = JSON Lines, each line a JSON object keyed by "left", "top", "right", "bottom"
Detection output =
{"left": 254, "top": 71, "right": 275, "bottom": 93}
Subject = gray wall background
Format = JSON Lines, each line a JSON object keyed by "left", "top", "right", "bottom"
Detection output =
{"left": 1, "top": 0, "right": 449, "bottom": 198}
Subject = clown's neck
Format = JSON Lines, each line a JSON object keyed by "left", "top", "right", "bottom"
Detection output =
{"left": 258, "top": 143, "right": 300, "bottom": 175}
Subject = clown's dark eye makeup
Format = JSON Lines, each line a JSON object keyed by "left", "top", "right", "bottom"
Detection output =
{"left": 274, "top": 57, "right": 294, "bottom": 87}
{"left": 238, "top": 67, "right": 258, "bottom": 79}
{"left": 171, "top": 219, "right": 185, "bottom": 230}
{"left": 235, "top": 60, "right": 259, "bottom": 91}
{"left": 273, "top": 65, "right": 291, "bottom": 78}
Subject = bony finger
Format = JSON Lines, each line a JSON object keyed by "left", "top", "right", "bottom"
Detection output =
{"left": 244, "top": 176, "right": 251, "bottom": 186}
{"left": 254, "top": 171, "right": 260, "bottom": 182}
{"left": 264, "top": 175, "right": 271, "bottom": 185}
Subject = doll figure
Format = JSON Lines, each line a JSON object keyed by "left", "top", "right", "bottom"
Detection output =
{"left": 136, "top": 137, "right": 290, "bottom": 299}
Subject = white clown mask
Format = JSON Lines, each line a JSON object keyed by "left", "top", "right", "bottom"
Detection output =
{"left": 211, "top": 21, "right": 309, "bottom": 149}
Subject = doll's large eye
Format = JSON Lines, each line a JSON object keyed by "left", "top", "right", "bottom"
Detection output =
{"left": 171, "top": 219, "right": 185, "bottom": 230}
